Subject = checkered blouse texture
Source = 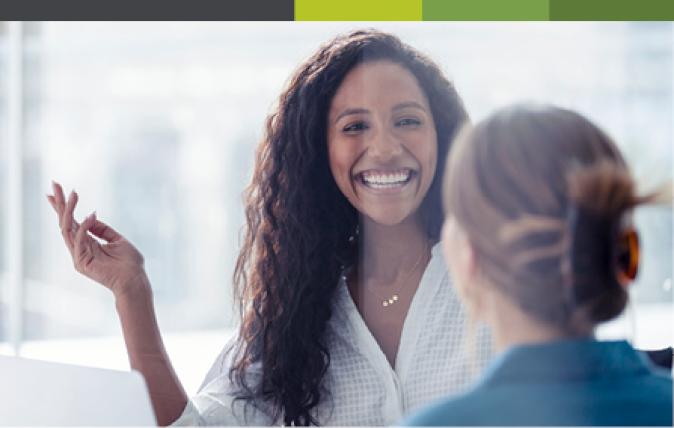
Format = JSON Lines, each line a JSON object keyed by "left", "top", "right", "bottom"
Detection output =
{"left": 173, "top": 244, "right": 493, "bottom": 426}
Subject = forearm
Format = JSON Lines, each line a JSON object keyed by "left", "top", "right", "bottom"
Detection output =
{"left": 114, "top": 275, "right": 188, "bottom": 426}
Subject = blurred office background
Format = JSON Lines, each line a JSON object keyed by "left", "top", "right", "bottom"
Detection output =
{"left": 0, "top": 22, "right": 672, "bottom": 393}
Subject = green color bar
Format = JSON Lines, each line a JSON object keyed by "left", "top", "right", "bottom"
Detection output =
{"left": 550, "top": 0, "right": 674, "bottom": 20}
{"left": 295, "top": 0, "right": 422, "bottom": 20}
{"left": 423, "top": 0, "right": 549, "bottom": 20}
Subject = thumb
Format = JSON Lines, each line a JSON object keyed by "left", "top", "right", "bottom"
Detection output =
{"left": 89, "top": 219, "right": 123, "bottom": 243}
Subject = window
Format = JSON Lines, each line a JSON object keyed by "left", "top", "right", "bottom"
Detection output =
{"left": 0, "top": 22, "right": 8, "bottom": 352}
{"left": 1, "top": 22, "right": 671, "bottom": 393}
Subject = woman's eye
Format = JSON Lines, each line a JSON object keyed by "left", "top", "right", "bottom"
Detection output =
{"left": 343, "top": 121, "right": 369, "bottom": 133}
{"left": 396, "top": 117, "right": 422, "bottom": 128}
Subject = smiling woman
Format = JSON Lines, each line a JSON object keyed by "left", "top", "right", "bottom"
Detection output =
{"left": 327, "top": 60, "right": 440, "bottom": 365}
{"left": 46, "top": 29, "right": 488, "bottom": 426}
{"left": 222, "top": 29, "right": 483, "bottom": 426}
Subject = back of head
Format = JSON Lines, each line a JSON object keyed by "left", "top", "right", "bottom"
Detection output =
{"left": 444, "top": 103, "right": 645, "bottom": 334}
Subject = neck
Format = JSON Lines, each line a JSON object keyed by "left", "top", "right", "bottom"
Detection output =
{"left": 485, "top": 290, "right": 593, "bottom": 353}
{"left": 358, "top": 214, "right": 430, "bottom": 284}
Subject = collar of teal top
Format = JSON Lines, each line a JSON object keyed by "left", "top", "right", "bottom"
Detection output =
{"left": 477, "top": 339, "right": 651, "bottom": 387}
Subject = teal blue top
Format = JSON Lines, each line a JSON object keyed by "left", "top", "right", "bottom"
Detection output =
{"left": 403, "top": 340, "right": 672, "bottom": 426}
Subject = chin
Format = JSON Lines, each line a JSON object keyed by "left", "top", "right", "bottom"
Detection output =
{"left": 361, "top": 208, "right": 414, "bottom": 227}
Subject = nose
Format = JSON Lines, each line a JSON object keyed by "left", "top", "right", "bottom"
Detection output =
{"left": 367, "top": 127, "right": 403, "bottom": 162}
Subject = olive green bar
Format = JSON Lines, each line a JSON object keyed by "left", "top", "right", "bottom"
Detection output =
{"left": 295, "top": 0, "right": 421, "bottom": 21}
{"left": 550, "top": 0, "right": 674, "bottom": 20}
{"left": 423, "top": 0, "right": 549, "bottom": 20}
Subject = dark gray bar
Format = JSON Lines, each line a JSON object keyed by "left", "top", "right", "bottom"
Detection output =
{"left": 1, "top": 0, "right": 294, "bottom": 20}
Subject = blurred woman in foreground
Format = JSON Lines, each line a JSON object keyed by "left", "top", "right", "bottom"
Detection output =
{"left": 406, "top": 104, "right": 673, "bottom": 426}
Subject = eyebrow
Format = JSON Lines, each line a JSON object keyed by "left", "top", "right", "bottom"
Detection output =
{"left": 334, "top": 108, "right": 370, "bottom": 124}
{"left": 392, "top": 101, "right": 427, "bottom": 112}
{"left": 333, "top": 101, "right": 429, "bottom": 124}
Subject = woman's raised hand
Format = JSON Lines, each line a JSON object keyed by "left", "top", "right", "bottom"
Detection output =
{"left": 47, "top": 181, "right": 149, "bottom": 298}
{"left": 48, "top": 181, "right": 187, "bottom": 424}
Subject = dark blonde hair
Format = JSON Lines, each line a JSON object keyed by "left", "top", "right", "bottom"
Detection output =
{"left": 444, "top": 104, "right": 649, "bottom": 334}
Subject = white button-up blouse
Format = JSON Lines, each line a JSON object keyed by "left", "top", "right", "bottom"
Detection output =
{"left": 173, "top": 244, "right": 492, "bottom": 426}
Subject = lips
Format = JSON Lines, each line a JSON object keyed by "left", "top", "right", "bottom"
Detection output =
{"left": 355, "top": 168, "right": 416, "bottom": 190}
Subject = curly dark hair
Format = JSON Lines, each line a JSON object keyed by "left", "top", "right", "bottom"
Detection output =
{"left": 230, "top": 29, "right": 468, "bottom": 425}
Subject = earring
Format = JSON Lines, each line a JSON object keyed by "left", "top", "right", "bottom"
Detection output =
{"left": 616, "top": 228, "right": 639, "bottom": 288}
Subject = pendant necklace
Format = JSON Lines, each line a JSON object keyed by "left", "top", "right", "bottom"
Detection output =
{"left": 351, "top": 242, "right": 430, "bottom": 308}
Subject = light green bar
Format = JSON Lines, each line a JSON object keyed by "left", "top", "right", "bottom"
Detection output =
{"left": 423, "top": 0, "right": 549, "bottom": 20}
{"left": 295, "top": 0, "right": 422, "bottom": 21}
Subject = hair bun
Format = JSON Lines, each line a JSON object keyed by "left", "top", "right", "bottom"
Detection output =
{"left": 565, "top": 160, "right": 639, "bottom": 325}
{"left": 566, "top": 160, "right": 637, "bottom": 216}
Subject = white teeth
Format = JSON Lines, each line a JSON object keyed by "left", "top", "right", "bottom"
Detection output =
{"left": 361, "top": 170, "right": 412, "bottom": 188}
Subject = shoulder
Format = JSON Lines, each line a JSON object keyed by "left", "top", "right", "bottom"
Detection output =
{"left": 401, "top": 390, "right": 488, "bottom": 426}
{"left": 199, "top": 333, "right": 242, "bottom": 389}
{"left": 639, "top": 365, "right": 673, "bottom": 397}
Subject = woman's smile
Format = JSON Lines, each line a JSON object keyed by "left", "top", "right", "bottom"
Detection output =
{"left": 354, "top": 167, "right": 418, "bottom": 194}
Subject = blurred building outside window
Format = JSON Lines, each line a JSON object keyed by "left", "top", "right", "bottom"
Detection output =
{"left": 0, "top": 22, "right": 672, "bottom": 393}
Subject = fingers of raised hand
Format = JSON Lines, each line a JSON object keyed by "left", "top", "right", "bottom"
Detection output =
{"left": 52, "top": 181, "right": 67, "bottom": 214}
{"left": 60, "top": 190, "right": 79, "bottom": 247}
{"left": 73, "top": 211, "right": 97, "bottom": 273}
{"left": 48, "top": 181, "right": 81, "bottom": 251}
{"left": 47, "top": 193, "right": 77, "bottom": 225}
{"left": 89, "top": 219, "right": 122, "bottom": 243}
{"left": 46, "top": 194, "right": 57, "bottom": 212}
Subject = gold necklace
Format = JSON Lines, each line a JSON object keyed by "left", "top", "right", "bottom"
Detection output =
{"left": 353, "top": 242, "right": 430, "bottom": 308}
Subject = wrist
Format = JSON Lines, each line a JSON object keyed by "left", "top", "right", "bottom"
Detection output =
{"left": 112, "top": 270, "right": 152, "bottom": 303}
